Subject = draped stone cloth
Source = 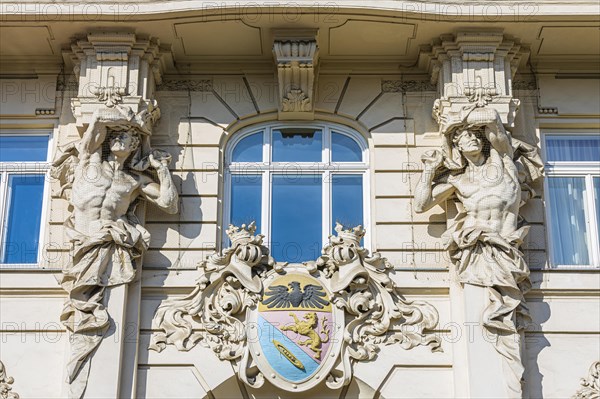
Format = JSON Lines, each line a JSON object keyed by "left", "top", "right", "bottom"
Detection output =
{"left": 60, "top": 214, "right": 149, "bottom": 398}
{"left": 443, "top": 216, "right": 532, "bottom": 395}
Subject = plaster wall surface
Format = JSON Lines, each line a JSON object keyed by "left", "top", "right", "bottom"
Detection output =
{"left": 0, "top": 5, "right": 599, "bottom": 398}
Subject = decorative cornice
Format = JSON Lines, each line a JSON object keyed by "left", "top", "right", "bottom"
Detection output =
{"left": 156, "top": 79, "right": 213, "bottom": 92}
{"left": 420, "top": 30, "right": 529, "bottom": 131}
{"left": 572, "top": 361, "right": 599, "bottom": 399}
{"left": 382, "top": 80, "right": 437, "bottom": 93}
{"left": 67, "top": 31, "right": 170, "bottom": 127}
{"left": 0, "top": 361, "right": 20, "bottom": 399}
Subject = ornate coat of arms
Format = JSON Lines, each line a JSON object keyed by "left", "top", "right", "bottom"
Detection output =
{"left": 248, "top": 269, "right": 342, "bottom": 390}
{"left": 150, "top": 223, "right": 442, "bottom": 391}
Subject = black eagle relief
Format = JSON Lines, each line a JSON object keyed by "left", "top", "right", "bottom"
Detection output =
{"left": 262, "top": 281, "right": 329, "bottom": 309}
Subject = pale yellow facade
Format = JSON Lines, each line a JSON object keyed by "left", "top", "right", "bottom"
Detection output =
{"left": 0, "top": 2, "right": 599, "bottom": 398}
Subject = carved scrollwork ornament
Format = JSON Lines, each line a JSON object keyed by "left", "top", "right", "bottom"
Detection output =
{"left": 92, "top": 85, "right": 126, "bottom": 107}
{"left": 0, "top": 361, "right": 19, "bottom": 399}
{"left": 150, "top": 223, "right": 441, "bottom": 392}
{"left": 308, "top": 224, "right": 442, "bottom": 388}
{"left": 573, "top": 361, "right": 600, "bottom": 399}
{"left": 150, "top": 222, "right": 275, "bottom": 357}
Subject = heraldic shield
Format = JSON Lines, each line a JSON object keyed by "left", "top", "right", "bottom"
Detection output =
{"left": 247, "top": 268, "right": 344, "bottom": 391}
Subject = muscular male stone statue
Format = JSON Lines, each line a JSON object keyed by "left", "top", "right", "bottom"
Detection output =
{"left": 52, "top": 106, "right": 178, "bottom": 397}
{"left": 414, "top": 106, "right": 542, "bottom": 395}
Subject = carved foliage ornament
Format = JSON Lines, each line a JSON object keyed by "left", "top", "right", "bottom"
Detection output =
{"left": 573, "top": 361, "right": 600, "bottom": 399}
{"left": 0, "top": 361, "right": 19, "bottom": 399}
{"left": 273, "top": 37, "right": 318, "bottom": 113}
{"left": 150, "top": 223, "right": 441, "bottom": 392}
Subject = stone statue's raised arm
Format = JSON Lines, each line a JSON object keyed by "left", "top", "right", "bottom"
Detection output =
{"left": 138, "top": 151, "right": 179, "bottom": 214}
{"left": 414, "top": 150, "right": 455, "bottom": 213}
{"left": 76, "top": 113, "right": 109, "bottom": 158}
{"left": 76, "top": 108, "right": 135, "bottom": 159}
{"left": 465, "top": 108, "right": 514, "bottom": 158}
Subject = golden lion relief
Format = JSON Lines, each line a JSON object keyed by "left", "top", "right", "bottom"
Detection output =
{"left": 281, "top": 312, "right": 330, "bottom": 360}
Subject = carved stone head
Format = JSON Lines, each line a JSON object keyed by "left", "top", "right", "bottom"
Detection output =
{"left": 109, "top": 129, "right": 141, "bottom": 156}
{"left": 452, "top": 128, "right": 484, "bottom": 156}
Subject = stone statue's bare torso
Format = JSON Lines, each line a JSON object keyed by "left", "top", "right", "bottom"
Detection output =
{"left": 70, "top": 116, "right": 178, "bottom": 237}
{"left": 72, "top": 154, "right": 142, "bottom": 236}
{"left": 414, "top": 112, "right": 520, "bottom": 239}
{"left": 449, "top": 150, "right": 520, "bottom": 237}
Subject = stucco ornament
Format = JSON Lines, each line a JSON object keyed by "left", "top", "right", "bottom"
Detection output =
{"left": 573, "top": 361, "right": 600, "bottom": 399}
{"left": 51, "top": 104, "right": 178, "bottom": 398}
{"left": 0, "top": 361, "right": 19, "bottom": 399}
{"left": 149, "top": 222, "right": 274, "bottom": 357}
{"left": 307, "top": 223, "right": 442, "bottom": 388}
{"left": 150, "top": 223, "right": 441, "bottom": 392}
{"left": 272, "top": 30, "right": 319, "bottom": 116}
{"left": 414, "top": 105, "right": 543, "bottom": 396}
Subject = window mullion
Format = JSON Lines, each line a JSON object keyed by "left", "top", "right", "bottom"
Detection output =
{"left": 264, "top": 128, "right": 272, "bottom": 249}
{"left": 323, "top": 127, "right": 331, "bottom": 248}
{"left": 264, "top": 127, "right": 272, "bottom": 164}
{"left": 0, "top": 172, "right": 7, "bottom": 262}
{"left": 323, "top": 169, "right": 331, "bottom": 247}
{"left": 323, "top": 125, "right": 331, "bottom": 164}
{"left": 263, "top": 171, "right": 271, "bottom": 250}
{"left": 585, "top": 174, "right": 600, "bottom": 267}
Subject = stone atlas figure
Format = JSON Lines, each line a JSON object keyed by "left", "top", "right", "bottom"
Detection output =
{"left": 415, "top": 105, "right": 543, "bottom": 395}
{"left": 51, "top": 105, "right": 178, "bottom": 398}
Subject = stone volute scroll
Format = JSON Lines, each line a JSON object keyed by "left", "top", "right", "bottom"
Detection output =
{"left": 150, "top": 223, "right": 441, "bottom": 392}
{"left": 415, "top": 31, "right": 544, "bottom": 398}
{"left": 0, "top": 361, "right": 20, "bottom": 399}
{"left": 273, "top": 29, "right": 319, "bottom": 119}
{"left": 572, "top": 361, "right": 600, "bottom": 399}
{"left": 52, "top": 32, "right": 178, "bottom": 399}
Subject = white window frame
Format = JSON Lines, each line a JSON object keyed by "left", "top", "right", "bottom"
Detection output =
{"left": 224, "top": 122, "right": 371, "bottom": 260}
{"left": 0, "top": 130, "right": 52, "bottom": 268}
{"left": 543, "top": 131, "right": 600, "bottom": 268}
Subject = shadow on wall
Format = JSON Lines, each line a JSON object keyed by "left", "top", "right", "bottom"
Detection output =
{"left": 144, "top": 140, "right": 205, "bottom": 275}
{"left": 524, "top": 290, "right": 552, "bottom": 398}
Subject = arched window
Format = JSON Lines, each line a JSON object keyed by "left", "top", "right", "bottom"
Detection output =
{"left": 225, "top": 123, "right": 369, "bottom": 263}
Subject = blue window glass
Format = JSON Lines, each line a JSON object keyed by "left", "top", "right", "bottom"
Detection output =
{"left": 548, "top": 177, "right": 590, "bottom": 265}
{"left": 0, "top": 136, "right": 48, "bottom": 162}
{"left": 230, "top": 174, "right": 262, "bottom": 232}
{"left": 332, "top": 175, "right": 363, "bottom": 232}
{"left": 546, "top": 136, "right": 600, "bottom": 162}
{"left": 232, "top": 132, "right": 263, "bottom": 162}
{"left": 332, "top": 132, "right": 362, "bottom": 162}
{"left": 271, "top": 174, "right": 322, "bottom": 263}
{"left": 2, "top": 175, "right": 45, "bottom": 263}
{"left": 272, "top": 129, "right": 322, "bottom": 162}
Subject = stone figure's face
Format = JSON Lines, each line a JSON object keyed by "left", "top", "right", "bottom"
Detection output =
{"left": 110, "top": 130, "right": 140, "bottom": 156}
{"left": 454, "top": 129, "right": 483, "bottom": 155}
